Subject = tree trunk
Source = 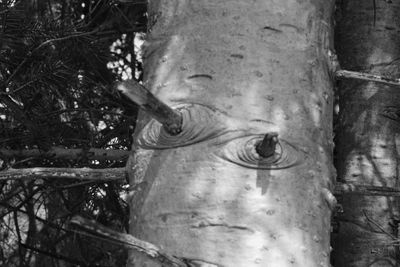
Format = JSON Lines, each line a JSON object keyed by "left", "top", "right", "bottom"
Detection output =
{"left": 333, "top": 1, "right": 400, "bottom": 266}
{"left": 127, "top": 1, "right": 335, "bottom": 266}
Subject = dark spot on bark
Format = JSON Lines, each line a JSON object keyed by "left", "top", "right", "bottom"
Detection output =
{"left": 161, "top": 214, "right": 168, "bottom": 222}
{"left": 254, "top": 71, "right": 263, "bottom": 77}
{"left": 192, "top": 221, "right": 254, "bottom": 233}
{"left": 385, "top": 26, "right": 396, "bottom": 30}
{"left": 230, "top": 54, "right": 244, "bottom": 59}
{"left": 279, "top": 23, "right": 302, "bottom": 33}
{"left": 187, "top": 74, "right": 213, "bottom": 80}
{"left": 265, "top": 209, "right": 275, "bottom": 216}
{"left": 262, "top": 26, "right": 282, "bottom": 33}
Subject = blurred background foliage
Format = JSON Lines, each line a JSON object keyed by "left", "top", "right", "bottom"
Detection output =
{"left": 0, "top": 0, "right": 146, "bottom": 266}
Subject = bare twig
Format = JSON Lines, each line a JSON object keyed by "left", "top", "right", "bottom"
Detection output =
{"left": 0, "top": 167, "right": 125, "bottom": 181}
{"left": 363, "top": 210, "right": 396, "bottom": 239}
{"left": 20, "top": 243, "right": 88, "bottom": 266}
{"left": 1, "top": 79, "right": 37, "bottom": 95}
{"left": 70, "top": 215, "right": 187, "bottom": 267}
{"left": 334, "top": 183, "right": 400, "bottom": 197}
{"left": 0, "top": 186, "right": 43, "bottom": 220}
{"left": 13, "top": 210, "right": 24, "bottom": 263}
{"left": 336, "top": 70, "right": 400, "bottom": 87}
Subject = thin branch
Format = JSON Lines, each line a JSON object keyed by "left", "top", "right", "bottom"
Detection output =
{"left": 0, "top": 186, "right": 43, "bottom": 220}
{"left": 0, "top": 167, "right": 125, "bottom": 181}
{"left": 54, "top": 180, "right": 106, "bottom": 190}
{"left": 114, "top": 5, "right": 136, "bottom": 30}
{"left": 70, "top": 215, "right": 188, "bottom": 267}
{"left": 20, "top": 243, "right": 89, "bottom": 267}
{"left": 0, "top": 202, "right": 69, "bottom": 235}
{"left": 1, "top": 79, "right": 37, "bottom": 95}
{"left": 35, "top": 30, "right": 100, "bottom": 53}
{"left": 336, "top": 69, "right": 400, "bottom": 87}
{"left": 0, "top": 147, "right": 130, "bottom": 161}
{"left": 39, "top": 108, "right": 133, "bottom": 119}
{"left": 334, "top": 182, "right": 400, "bottom": 197}
{"left": 363, "top": 210, "right": 396, "bottom": 239}
{"left": 13, "top": 210, "right": 25, "bottom": 264}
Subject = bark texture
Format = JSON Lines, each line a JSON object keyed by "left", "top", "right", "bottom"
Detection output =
{"left": 333, "top": 1, "right": 400, "bottom": 266}
{"left": 127, "top": 1, "right": 335, "bottom": 266}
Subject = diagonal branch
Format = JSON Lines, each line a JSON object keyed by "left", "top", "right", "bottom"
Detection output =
{"left": 70, "top": 216, "right": 219, "bottom": 267}
{"left": 70, "top": 215, "right": 188, "bottom": 267}
{"left": 20, "top": 243, "right": 88, "bottom": 266}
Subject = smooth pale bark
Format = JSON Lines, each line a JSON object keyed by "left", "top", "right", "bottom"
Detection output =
{"left": 333, "top": 1, "right": 400, "bottom": 266}
{"left": 127, "top": 1, "right": 335, "bottom": 266}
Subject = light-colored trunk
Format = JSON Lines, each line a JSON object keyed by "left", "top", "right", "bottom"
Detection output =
{"left": 333, "top": 1, "right": 400, "bottom": 266}
{"left": 127, "top": 1, "right": 335, "bottom": 266}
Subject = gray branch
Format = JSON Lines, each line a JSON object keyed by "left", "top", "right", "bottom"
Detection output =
{"left": 336, "top": 69, "right": 400, "bottom": 87}
{"left": 0, "top": 167, "right": 126, "bottom": 181}
{"left": 70, "top": 215, "right": 188, "bottom": 267}
{"left": 335, "top": 182, "right": 400, "bottom": 197}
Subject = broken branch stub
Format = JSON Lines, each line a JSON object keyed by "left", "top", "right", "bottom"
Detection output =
{"left": 116, "top": 80, "right": 183, "bottom": 135}
{"left": 256, "top": 132, "right": 279, "bottom": 158}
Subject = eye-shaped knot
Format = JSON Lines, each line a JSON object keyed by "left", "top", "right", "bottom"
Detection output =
{"left": 136, "top": 103, "right": 229, "bottom": 149}
{"left": 217, "top": 134, "right": 301, "bottom": 170}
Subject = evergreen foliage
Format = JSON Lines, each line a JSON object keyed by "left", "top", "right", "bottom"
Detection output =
{"left": 0, "top": 1, "right": 146, "bottom": 266}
